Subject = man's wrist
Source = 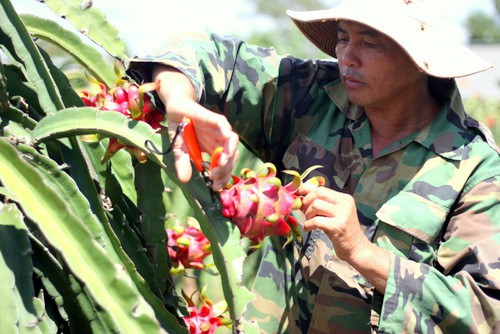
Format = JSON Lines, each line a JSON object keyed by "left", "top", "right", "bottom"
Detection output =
{"left": 349, "top": 240, "right": 391, "bottom": 293}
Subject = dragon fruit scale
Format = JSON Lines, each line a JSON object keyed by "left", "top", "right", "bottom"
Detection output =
{"left": 219, "top": 163, "right": 325, "bottom": 245}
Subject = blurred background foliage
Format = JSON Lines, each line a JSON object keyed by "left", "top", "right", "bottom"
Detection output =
{"left": 466, "top": 0, "right": 500, "bottom": 43}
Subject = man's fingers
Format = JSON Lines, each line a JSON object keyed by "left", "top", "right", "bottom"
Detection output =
{"left": 303, "top": 216, "right": 333, "bottom": 233}
{"left": 211, "top": 148, "right": 239, "bottom": 191}
{"left": 168, "top": 123, "right": 193, "bottom": 183}
{"left": 297, "top": 181, "right": 320, "bottom": 196}
{"left": 303, "top": 198, "right": 337, "bottom": 220}
{"left": 219, "top": 132, "right": 239, "bottom": 166}
{"left": 173, "top": 147, "right": 193, "bottom": 183}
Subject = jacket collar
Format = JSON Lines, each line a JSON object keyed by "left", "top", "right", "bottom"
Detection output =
{"left": 326, "top": 78, "right": 476, "bottom": 161}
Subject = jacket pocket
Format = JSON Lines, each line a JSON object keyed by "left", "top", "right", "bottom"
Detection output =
{"left": 374, "top": 189, "right": 449, "bottom": 262}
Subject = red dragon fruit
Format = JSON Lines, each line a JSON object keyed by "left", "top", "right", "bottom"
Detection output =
{"left": 80, "top": 76, "right": 163, "bottom": 163}
{"left": 219, "top": 163, "right": 324, "bottom": 245}
{"left": 166, "top": 218, "right": 212, "bottom": 274}
{"left": 181, "top": 287, "right": 230, "bottom": 334}
{"left": 183, "top": 305, "right": 223, "bottom": 334}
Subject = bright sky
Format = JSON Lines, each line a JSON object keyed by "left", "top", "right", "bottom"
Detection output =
{"left": 11, "top": 0, "right": 496, "bottom": 56}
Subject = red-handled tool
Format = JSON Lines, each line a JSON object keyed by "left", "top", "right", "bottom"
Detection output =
{"left": 182, "top": 116, "right": 205, "bottom": 173}
{"left": 144, "top": 116, "right": 223, "bottom": 209}
{"left": 181, "top": 116, "right": 222, "bottom": 208}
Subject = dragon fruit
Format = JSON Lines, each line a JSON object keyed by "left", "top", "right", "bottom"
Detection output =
{"left": 219, "top": 163, "right": 324, "bottom": 245}
{"left": 183, "top": 305, "right": 223, "bottom": 334}
{"left": 80, "top": 76, "right": 163, "bottom": 163}
{"left": 166, "top": 217, "right": 212, "bottom": 274}
{"left": 181, "top": 287, "right": 230, "bottom": 334}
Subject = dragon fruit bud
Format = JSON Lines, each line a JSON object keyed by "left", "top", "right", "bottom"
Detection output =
{"left": 219, "top": 163, "right": 324, "bottom": 245}
{"left": 126, "top": 83, "right": 139, "bottom": 101}
{"left": 112, "top": 87, "right": 127, "bottom": 104}
{"left": 101, "top": 138, "right": 125, "bottom": 163}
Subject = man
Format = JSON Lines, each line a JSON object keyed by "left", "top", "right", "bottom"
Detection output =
{"left": 127, "top": 0, "right": 500, "bottom": 332}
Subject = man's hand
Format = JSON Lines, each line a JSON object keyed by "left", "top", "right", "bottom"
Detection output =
{"left": 300, "top": 186, "right": 366, "bottom": 261}
{"left": 299, "top": 185, "right": 391, "bottom": 293}
{"left": 153, "top": 65, "right": 239, "bottom": 191}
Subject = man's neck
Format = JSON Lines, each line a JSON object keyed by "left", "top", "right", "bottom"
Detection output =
{"left": 366, "top": 91, "right": 442, "bottom": 157}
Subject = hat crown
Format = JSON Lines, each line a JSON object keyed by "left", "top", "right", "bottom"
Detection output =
{"left": 399, "top": 0, "right": 446, "bottom": 26}
{"left": 287, "top": 0, "right": 493, "bottom": 77}
{"left": 340, "top": 0, "right": 445, "bottom": 26}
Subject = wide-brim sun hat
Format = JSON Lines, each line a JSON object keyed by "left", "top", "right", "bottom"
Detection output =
{"left": 286, "top": 0, "right": 493, "bottom": 78}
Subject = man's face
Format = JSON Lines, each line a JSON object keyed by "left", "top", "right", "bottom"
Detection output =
{"left": 335, "top": 21, "right": 426, "bottom": 109}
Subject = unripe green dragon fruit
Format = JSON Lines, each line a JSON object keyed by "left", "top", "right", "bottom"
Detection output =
{"left": 219, "top": 163, "right": 324, "bottom": 245}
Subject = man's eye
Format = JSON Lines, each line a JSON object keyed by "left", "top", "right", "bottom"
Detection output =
{"left": 364, "top": 41, "right": 378, "bottom": 48}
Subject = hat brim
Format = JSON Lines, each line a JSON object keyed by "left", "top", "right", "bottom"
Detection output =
{"left": 287, "top": 1, "right": 492, "bottom": 78}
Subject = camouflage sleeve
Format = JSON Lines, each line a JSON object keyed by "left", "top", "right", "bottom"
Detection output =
{"left": 127, "top": 31, "right": 342, "bottom": 166}
{"left": 379, "top": 175, "right": 500, "bottom": 333}
{"left": 127, "top": 30, "right": 287, "bottom": 161}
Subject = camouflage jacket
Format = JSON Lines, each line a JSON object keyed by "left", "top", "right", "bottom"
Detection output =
{"left": 127, "top": 31, "right": 500, "bottom": 333}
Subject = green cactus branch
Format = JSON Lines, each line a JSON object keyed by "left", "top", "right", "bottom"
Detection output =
{"left": 20, "top": 14, "right": 117, "bottom": 88}
{"left": 42, "top": 0, "right": 128, "bottom": 61}
{"left": 29, "top": 232, "right": 107, "bottom": 333}
{"left": 0, "top": 61, "right": 9, "bottom": 111}
{"left": 13, "top": 142, "right": 186, "bottom": 332}
{"left": 0, "top": 0, "right": 64, "bottom": 115}
{"left": 0, "top": 203, "right": 41, "bottom": 332}
{"left": 0, "top": 136, "right": 174, "bottom": 333}
{"left": 31, "top": 107, "right": 259, "bottom": 330}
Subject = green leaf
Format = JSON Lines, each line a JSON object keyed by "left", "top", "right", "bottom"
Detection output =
{"left": 30, "top": 234, "right": 115, "bottom": 333}
{"left": 20, "top": 14, "right": 117, "bottom": 88}
{"left": 110, "top": 151, "right": 139, "bottom": 205}
{"left": 0, "top": 105, "right": 37, "bottom": 134}
{"left": 32, "top": 107, "right": 257, "bottom": 326}
{"left": 2, "top": 64, "right": 44, "bottom": 120}
{"left": 0, "top": 137, "right": 164, "bottom": 333}
{"left": 134, "top": 161, "right": 184, "bottom": 312}
{"left": 32, "top": 291, "right": 58, "bottom": 334}
{"left": 0, "top": 58, "right": 9, "bottom": 110}
{"left": 15, "top": 142, "right": 185, "bottom": 332}
{"left": 0, "top": 0, "right": 64, "bottom": 115}
{"left": 16, "top": 143, "right": 109, "bottom": 248}
{"left": 0, "top": 186, "right": 17, "bottom": 201}
{"left": 135, "top": 160, "right": 167, "bottom": 245}
{"left": 42, "top": 0, "right": 128, "bottom": 61}
{"left": 82, "top": 139, "right": 140, "bottom": 221}
{"left": 37, "top": 46, "right": 85, "bottom": 109}
{"left": 0, "top": 203, "right": 38, "bottom": 333}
